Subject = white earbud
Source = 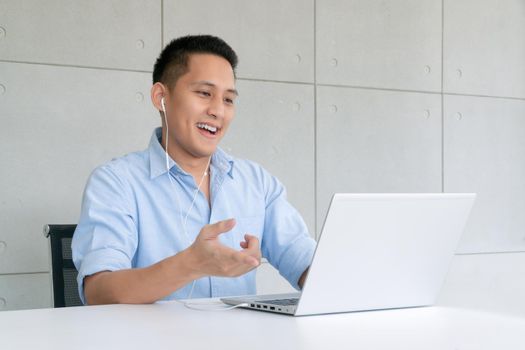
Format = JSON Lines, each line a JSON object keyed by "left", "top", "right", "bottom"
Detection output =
{"left": 161, "top": 97, "right": 166, "bottom": 114}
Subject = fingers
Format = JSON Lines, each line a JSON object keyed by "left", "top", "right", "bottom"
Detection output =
{"left": 243, "top": 234, "right": 259, "bottom": 250}
{"left": 239, "top": 235, "right": 259, "bottom": 253}
{"left": 238, "top": 234, "right": 261, "bottom": 267}
{"left": 194, "top": 222, "right": 261, "bottom": 277}
{"left": 232, "top": 250, "right": 259, "bottom": 268}
{"left": 244, "top": 255, "right": 260, "bottom": 267}
{"left": 199, "top": 218, "right": 236, "bottom": 240}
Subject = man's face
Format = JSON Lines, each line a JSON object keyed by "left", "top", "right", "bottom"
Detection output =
{"left": 163, "top": 53, "right": 237, "bottom": 161}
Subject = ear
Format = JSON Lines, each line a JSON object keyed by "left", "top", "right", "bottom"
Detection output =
{"left": 151, "top": 82, "right": 167, "bottom": 113}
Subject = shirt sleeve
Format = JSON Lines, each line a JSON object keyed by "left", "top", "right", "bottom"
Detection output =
{"left": 72, "top": 163, "right": 138, "bottom": 304}
{"left": 259, "top": 170, "right": 316, "bottom": 290}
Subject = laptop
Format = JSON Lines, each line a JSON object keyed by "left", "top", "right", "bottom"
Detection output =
{"left": 221, "top": 193, "right": 476, "bottom": 316}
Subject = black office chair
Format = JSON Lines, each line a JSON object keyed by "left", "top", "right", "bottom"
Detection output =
{"left": 43, "top": 224, "right": 83, "bottom": 307}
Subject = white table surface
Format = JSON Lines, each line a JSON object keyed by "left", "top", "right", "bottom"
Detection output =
{"left": 1, "top": 299, "right": 524, "bottom": 350}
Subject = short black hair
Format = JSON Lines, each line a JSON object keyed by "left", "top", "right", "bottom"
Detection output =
{"left": 152, "top": 35, "right": 238, "bottom": 89}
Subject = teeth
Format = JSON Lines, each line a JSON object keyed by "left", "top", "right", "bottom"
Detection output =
{"left": 197, "top": 123, "right": 218, "bottom": 133}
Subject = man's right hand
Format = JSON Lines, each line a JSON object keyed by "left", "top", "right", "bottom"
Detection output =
{"left": 83, "top": 218, "right": 260, "bottom": 305}
{"left": 184, "top": 218, "right": 261, "bottom": 279}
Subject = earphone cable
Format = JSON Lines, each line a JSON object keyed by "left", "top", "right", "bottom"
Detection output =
{"left": 162, "top": 99, "right": 234, "bottom": 311}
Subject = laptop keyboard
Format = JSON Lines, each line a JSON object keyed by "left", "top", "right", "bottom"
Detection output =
{"left": 262, "top": 298, "right": 299, "bottom": 306}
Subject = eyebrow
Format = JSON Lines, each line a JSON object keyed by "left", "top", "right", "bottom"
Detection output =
{"left": 190, "top": 80, "right": 239, "bottom": 96}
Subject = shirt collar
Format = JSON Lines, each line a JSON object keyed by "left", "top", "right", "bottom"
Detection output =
{"left": 148, "top": 127, "right": 234, "bottom": 179}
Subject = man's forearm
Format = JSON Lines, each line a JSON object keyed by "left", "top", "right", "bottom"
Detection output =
{"left": 83, "top": 219, "right": 261, "bottom": 305}
{"left": 84, "top": 249, "right": 201, "bottom": 305}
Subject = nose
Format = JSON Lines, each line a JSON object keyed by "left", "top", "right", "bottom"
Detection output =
{"left": 207, "top": 95, "right": 224, "bottom": 119}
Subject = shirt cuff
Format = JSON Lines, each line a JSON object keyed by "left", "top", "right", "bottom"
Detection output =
{"left": 76, "top": 248, "right": 132, "bottom": 305}
{"left": 278, "top": 237, "right": 316, "bottom": 290}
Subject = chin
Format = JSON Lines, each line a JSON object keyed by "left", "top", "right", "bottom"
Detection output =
{"left": 193, "top": 146, "right": 217, "bottom": 158}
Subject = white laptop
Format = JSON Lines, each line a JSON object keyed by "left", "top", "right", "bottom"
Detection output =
{"left": 221, "top": 193, "right": 476, "bottom": 316}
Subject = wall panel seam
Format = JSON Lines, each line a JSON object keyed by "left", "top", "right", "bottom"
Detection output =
{"left": 456, "top": 251, "right": 525, "bottom": 256}
{"left": 0, "top": 271, "right": 50, "bottom": 277}
{"left": 237, "top": 78, "right": 314, "bottom": 86}
{"left": 161, "top": 0, "right": 164, "bottom": 48}
{"left": 313, "top": 83, "right": 525, "bottom": 101}
{"left": 0, "top": 59, "right": 152, "bottom": 74}
{"left": 441, "top": 0, "right": 445, "bottom": 193}
{"left": 4, "top": 61, "right": 521, "bottom": 102}
{"left": 315, "top": 83, "right": 442, "bottom": 95}
{"left": 443, "top": 92, "right": 525, "bottom": 102}
{"left": 313, "top": 0, "right": 318, "bottom": 240}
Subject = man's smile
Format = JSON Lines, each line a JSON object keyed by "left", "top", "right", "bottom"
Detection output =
{"left": 196, "top": 122, "right": 221, "bottom": 137}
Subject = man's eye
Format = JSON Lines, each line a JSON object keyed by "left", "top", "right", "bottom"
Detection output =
{"left": 225, "top": 98, "right": 234, "bottom": 105}
{"left": 197, "top": 91, "right": 211, "bottom": 97}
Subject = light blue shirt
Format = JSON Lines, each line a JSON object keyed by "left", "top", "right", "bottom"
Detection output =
{"left": 72, "top": 128, "right": 316, "bottom": 304}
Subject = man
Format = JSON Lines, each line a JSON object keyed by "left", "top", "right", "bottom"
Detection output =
{"left": 72, "top": 35, "right": 316, "bottom": 305}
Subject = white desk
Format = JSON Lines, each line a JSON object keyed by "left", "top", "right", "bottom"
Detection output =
{"left": 1, "top": 300, "right": 524, "bottom": 349}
